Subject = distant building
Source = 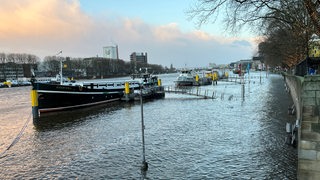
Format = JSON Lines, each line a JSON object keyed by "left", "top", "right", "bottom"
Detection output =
{"left": 252, "top": 56, "right": 263, "bottom": 70}
{"left": 0, "top": 63, "right": 32, "bottom": 80}
{"left": 103, "top": 46, "right": 119, "bottom": 59}
{"left": 130, "top": 52, "right": 148, "bottom": 64}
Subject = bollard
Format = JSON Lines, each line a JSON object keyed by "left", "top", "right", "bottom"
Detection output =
{"left": 123, "top": 82, "right": 130, "bottom": 101}
{"left": 31, "top": 89, "right": 39, "bottom": 123}
{"left": 241, "top": 83, "right": 245, "bottom": 101}
{"left": 157, "top": 79, "right": 162, "bottom": 86}
{"left": 125, "top": 82, "right": 130, "bottom": 94}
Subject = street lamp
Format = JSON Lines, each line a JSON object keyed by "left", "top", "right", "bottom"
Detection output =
{"left": 55, "top": 51, "right": 63, "bottom": 85}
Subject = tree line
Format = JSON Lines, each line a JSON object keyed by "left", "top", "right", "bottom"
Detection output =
{"left": 188, "top": 0, "right": 320, "bottom": 68}
{"left": 0, "top": 52, "right": 40, "bottom": 64}
{"left": 0, "top": 52, "right": 176, "bottom": 79}
{"left": 39, "top": 56, "right": 175, "bottom": 79}
{"left": 0, "top": 53, "right": 40, "bottom": 80}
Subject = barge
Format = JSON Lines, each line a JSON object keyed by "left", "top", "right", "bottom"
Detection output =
{"left": 31, "top": 81, "right": 140, "bottom": 114}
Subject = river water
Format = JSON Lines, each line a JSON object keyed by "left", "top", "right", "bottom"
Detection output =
{"left": 0, "top": 72, "right": 297, "bottom": 179}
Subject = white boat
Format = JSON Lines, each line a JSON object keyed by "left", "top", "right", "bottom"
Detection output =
{"left": 174, "top": 69, "right": 195, "bottom": 86}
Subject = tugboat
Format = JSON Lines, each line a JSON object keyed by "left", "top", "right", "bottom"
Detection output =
{"left": 196, "top": 70, "right": 214, "bottom": 86}
{"left": 131, "top": 68, "right": 165, "bottom": 100}
{"left": 174, "top": 69, "right": 195, "bottom": 86}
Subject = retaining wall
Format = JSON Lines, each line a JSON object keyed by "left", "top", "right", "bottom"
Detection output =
{"left": 285, "top": 74, "right": 320, "bottom": 179}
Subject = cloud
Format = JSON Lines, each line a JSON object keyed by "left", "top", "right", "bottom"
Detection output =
{"left": 231, "top": 40, "right": 252, "bottom": 47}
{"left": 153, "top": 23, "right": 183, "bottom": 42}
{"left": 0, "top": 0, "right": 255, "bottom": 67}
{"left": 0, "top": 0, "right": 89, "bottom": 38}
{"left": 0, "top": 0, "right": 93, "bottom": 54}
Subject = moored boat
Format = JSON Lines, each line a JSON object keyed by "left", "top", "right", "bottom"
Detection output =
{"left": 131, "top": 72, "right": 165, "bottom": 100}
{"left": 31, "top": 80, "right": 140, "bottom": 115}
{"left": 196, "top": 71, "right": 214, "bottom": 86}
{"left": 174, "top": 69, "right": 195, "bottom": 86}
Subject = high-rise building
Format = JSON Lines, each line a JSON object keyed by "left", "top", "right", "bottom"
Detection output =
{"left": 130, "top": 52, "right": 148, "bottom": 63}
{"left": 103, "top": 46, "right": 119, "bottom": 59}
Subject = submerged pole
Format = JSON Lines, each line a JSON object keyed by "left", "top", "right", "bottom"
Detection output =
{"left": 260, "top": 70, "right": 262, "bottom": 84}
{"left": 241, "top": 76, "right": 245, "bottom": 101}
{"left": 140, "top": 85, "right": 148, "bottom": 171}
{"left": 60, "top": 57, "right": 63, "bottom": 85}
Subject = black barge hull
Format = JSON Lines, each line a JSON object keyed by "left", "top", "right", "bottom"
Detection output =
{"left": 33, "top": 83, "right": 125, "bottom": 114}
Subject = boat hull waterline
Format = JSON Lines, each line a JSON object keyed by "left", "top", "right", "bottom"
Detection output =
{"left": 33, "top": 82, "right": 139, "bottom": 114}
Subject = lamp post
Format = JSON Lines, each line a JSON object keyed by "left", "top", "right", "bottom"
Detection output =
{"left": 56, "top": 51, "right": 63, "bottom": 85}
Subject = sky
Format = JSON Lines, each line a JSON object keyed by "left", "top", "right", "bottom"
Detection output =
{"left": 0, "top": 0, "right": 259, "bottom": 68}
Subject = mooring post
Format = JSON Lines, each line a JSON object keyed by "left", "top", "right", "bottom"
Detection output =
{"left": 124, "top": 82, "right": 130, "bottom": 101}
{"left": 195, "top": 74, "right": 199, "bottom": 86}
{"left": 241, "top": 76, "right": 245, "bottom": 101}
{"left": 248, "top": 74, "right": 250, "bottom": 97}
{"left": 31, "top": 88, "right": 39, "bottom": 123}
{"left": 260, "top": 70, "right": 262, "bottom": 84}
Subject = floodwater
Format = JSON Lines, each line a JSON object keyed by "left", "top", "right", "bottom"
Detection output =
{"left": 0, "top": 72, "right": 297, "bottom": 179}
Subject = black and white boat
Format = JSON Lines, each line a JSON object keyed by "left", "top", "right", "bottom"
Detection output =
{"left": 174, "top": 69, "right": 195, "bottom": 86}
{"left": 31, "top": 79, "right": 140, "bottom": 114}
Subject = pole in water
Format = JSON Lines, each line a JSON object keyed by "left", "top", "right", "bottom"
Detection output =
{"left": 140, "top": 85, "right": 148, "bottom": 171}
{"left": 241, "top": 76, "right": 245, "bottom": 101}
{"left": 260, "top": 70, "right": 262, "bottom": 84}
{"left": 31, "top": 89, "right": 39, "bottom": 123}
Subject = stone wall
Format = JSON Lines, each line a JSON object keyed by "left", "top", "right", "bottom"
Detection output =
{"left": 285, "top": 74, "right": 320, "bottom": 179}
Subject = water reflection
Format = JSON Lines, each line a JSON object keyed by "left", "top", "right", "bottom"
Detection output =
{"left": 34, "top": 101, "right": 131, "bottom": 130}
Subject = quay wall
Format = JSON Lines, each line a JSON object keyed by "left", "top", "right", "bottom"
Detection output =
{"left": 285, "top": 74, "right": 320, "bottom": 179}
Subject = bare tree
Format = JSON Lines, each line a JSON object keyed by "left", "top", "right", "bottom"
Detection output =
{"left": 304, "top": 0, "right": 320, "bottom": 36}
{"left": 15, "top": 53, "right": 25, "bottom": 64}
{"left": 7, "top": 53, "right": 15, "bottom": 63}
{"left": 0, "top": 53, "right": 6, "bottom": 80}
{"left": 188, "top": 0, "right": 316, "bottom": 32}
{"left": 188, "top": 0, "right": 316, "bottom": 67}
{"left": 42, "top": 56, "right": 60, "bottom": 76}
{"left": 27, "top": 54, "right": 40, "bottom": 65}
{"left": 0, "top": 53, "right": 6, "bottom": 63}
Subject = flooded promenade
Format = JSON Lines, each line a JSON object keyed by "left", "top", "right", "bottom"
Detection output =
{"left": 0, "top": 72, "right": 297, "bottom": 179}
